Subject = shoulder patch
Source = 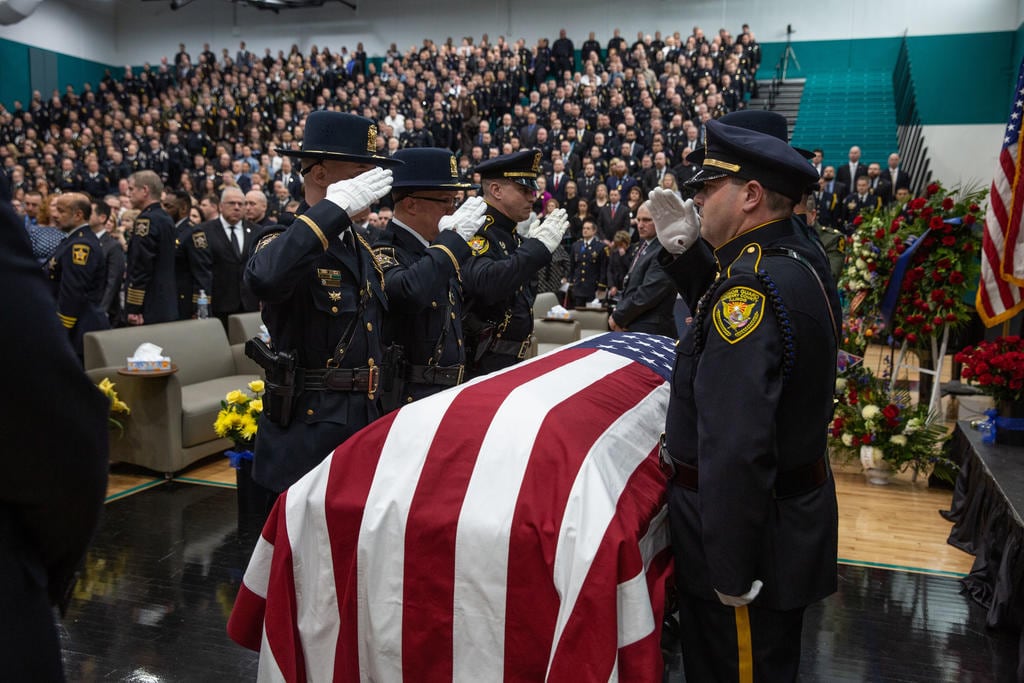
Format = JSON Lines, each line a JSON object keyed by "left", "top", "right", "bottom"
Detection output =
{"left": 192, "top": 231, "right": 208, "bottom": 249}
{"left": 712, "top": 285, "right": 765, "bottom": 344}
{"left": 373, "top": 246, "right": 398, "bottom": 270}
{"left": 468, "top": 235, "right": 489, "bottom": 255}
{"left": 71, "top": 243, "right": 91, "bottom": 266}
{"left": 255, "top": 230, "right": 283, "bottom": 252}
{"left": 134, "top": 217, "right": 150, "bottom": 237}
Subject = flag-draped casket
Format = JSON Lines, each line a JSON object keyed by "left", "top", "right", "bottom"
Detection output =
{"left": 228, "top": 332, "right": 676, "bottom": 681}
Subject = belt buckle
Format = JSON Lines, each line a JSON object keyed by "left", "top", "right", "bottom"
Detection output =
{"left": 658, "top": 432, "right": 675, "bottom": 477}
{"left": 517, "top": 339, "right": 531, "bottom": 359}
{"left": 366, "top": 361, "right": 380, "bottom": 399}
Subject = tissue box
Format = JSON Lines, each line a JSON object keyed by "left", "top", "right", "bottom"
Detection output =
{"left": 546, "top": 308, "right": 573, "bottom": 320}
{"left": 126, "top": 358, "right": 172, "bottom": 372}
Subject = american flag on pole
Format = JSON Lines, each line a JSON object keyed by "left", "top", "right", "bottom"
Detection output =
{"left": 978, "top": 55, "right": 1024, "bottom": 326}
{"left": 228, "top": 332, "right": 675, "bottom": 682}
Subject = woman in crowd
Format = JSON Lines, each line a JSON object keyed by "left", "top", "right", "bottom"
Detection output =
{"left": 625, "top": 185, "right": 644, "bottom": 238}
{"left": 660, "top": 171, "right": 682, "bottom": 198}
{"left": 533, "top": 176, "right": 553, "bottom": 216}
{"left": 589, "top": 182, "right": 609, "bottom": 216}
{"left": 604, "top": 230, "right": 634, "bottom": 302}
{"left": 568, "top": 198, "right": 593, "bottom": 245}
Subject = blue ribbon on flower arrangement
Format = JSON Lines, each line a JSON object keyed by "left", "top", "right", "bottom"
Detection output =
{"left": 226, "top": 448, "right": 254, "bottom": 469}
{"left": 979, "top": 408, "right": 1024, "bottom": 444}
{"left": 880, "top": 229, "right": 929, "bottom": 327}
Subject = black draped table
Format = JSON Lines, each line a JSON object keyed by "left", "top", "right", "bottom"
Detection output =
{"left": 945, "top": 421, "right": 1024, "bottom": 639}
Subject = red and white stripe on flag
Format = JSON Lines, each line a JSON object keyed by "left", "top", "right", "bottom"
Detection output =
{"left": 228, "top": 333, "right": 676, "bottom": 681}
{"left": 979, "top": 55, "right": 1024, "bottom": 326}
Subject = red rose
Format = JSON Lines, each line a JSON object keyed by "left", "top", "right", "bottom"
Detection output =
{"left": 970, "top": 203, "right": 980, "bottom": 212}
{"left": 867, "top": 262, "right": 877, "bottom": 271}
{"left": 923, "top": 236, "right": 936, "bottom": 247}
{"left": 910, "top": 197, "right": 927, "bottom": 210}
{"left": 894, "top": 327, "right": 905, "bottom": 337}
{"left": 927, "top": 182, "right": 940, "bottom": 196}
{"left": 942, "top": 235, "right": 956, "bottom": 246}
{"left": 933, "top": 316, "right": 944, "bottom": 325}
{"left": 937, "top": 258, "right": 952, "bottom": 270}
{"left": 907, "top": 333, "right": 918, "bottom": 343}
{"left": 949, "top": 271, "right": 965, "bottom": 284}
{"left": 964, "top": 243, "right": 975, "bottom": 253}
{"left": 853, "top": 215, "right": 863, "bottom": 226}
{"left": 930, "top": 216, "right": 945, "bottom": 230}
{"left": 964, "top": 214, "right": 976, "bottom": 225}
{"left": 875, "top": 229, "right": 885, "bottom": 240}
{"left": 945, "top": 313, "right": 958, "bottom": 322}
{"left": 942, "top": 197, "right": 955, "bottom": 210}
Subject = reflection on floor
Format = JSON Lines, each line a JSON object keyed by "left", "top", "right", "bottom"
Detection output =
{"left": 67, "top": 455, "right": 1015, "bottom": 680}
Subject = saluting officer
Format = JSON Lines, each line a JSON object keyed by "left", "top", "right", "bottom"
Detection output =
{"left": 162, "top": 188, "right": 213, "bottom": 320}
{"left": 245, "top": 111, "right": 399, "bottom": 494}
{"left": 566, "top": 217, "right": 608, "bottom": 307}
{"left": 48, "top": 192, "right": 109, "bottom": 360}
{"left": 462, "top": 150, "right": 568, "bottom": 377}
{"left": 649, "top": 112, "right": 841, "bottom": 681}
{"left": 371, "top": 148, "right": 486, "bottom": 407}
{"left": 124, "top": 170, "right": 177, "bottom": 325}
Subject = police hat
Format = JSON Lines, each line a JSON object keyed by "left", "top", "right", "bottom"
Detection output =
{"left": 289, "top": 111, "right": 403, "bottom": 168}
{"left": 687, "top": 110, "right": 814, "bottom": 167}
{"left": 684, "top": 117, "right": 820, "bottom": 203}
{"left": 391, "top": 148, "right": 477, "bottom": 191}
{"left": 474, "top": 149, "right": 542, "bottom": 190}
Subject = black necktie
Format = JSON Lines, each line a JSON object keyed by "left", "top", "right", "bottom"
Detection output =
{"left": 230, "top": 224, "right": 241, "bottom": 257}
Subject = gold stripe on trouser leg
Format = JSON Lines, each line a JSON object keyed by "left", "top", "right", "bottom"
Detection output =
{"left": 734, "top": 604, "right": 753, "bottom": 683}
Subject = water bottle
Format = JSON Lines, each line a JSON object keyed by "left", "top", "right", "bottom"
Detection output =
{"left": 197, "top": 289, "right": 210, "bottom": 319}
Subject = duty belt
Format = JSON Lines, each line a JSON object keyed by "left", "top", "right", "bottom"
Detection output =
{"left": 303, "top": 366, "right": 379, "bottom": 397}
{"left": 489, "top": 337, "right": 531, "bottom": 359}
{"left": 406, "top": 363, "right": 464, "bottom": 387}
{"left": 659, "top": 434, "right": 829, "bottom": 499}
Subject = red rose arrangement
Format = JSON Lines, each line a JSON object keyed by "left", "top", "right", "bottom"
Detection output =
{"left": 955, "top": 336, "right": 1024, "bottom": 403}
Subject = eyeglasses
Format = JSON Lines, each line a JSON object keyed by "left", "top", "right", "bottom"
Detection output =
{"left": 409, "top": 195, "right": 458, "bottom": 208}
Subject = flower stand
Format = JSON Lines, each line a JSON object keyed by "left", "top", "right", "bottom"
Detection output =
{"left": 860, "top": 445, "right": 893, "bottom": 485}
{"left": 890, "top": 324, "right": 950, "bottom": 418}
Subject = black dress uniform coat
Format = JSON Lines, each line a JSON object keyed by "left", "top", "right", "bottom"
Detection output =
{"left": 173, "top": 217, "right": 214, "bottom": 320}
{"left": 842, "top": 191, "right": 883, "bottom": 235}
{"left": 610, "top": 239, "right": 677, "bottom": 336}
{"left": 124, "top": 202, "right": 177, "bottom": 324}
{"left": 373, "top": 221, "right": 470, "bottom": 404}
{"left": 204, "top": 218, "right": 260, "bottom": 321}
{"left": 245, "top": 199, "right": 387, "bottom": 493}
{"left": 660, "top": 216, "right": 840, "bottom": 611}
{"left": 461, "top": 203, "right": 551, "bottom": 376}
{"left": 47, "top": 224, "right": 109, "bottom": 357}
{"left": 0, "top": 190, "right": 108, "bottom": 680}
{"left": 98, "top": 230, "right": 126, "bottom": 326}
{"left": 568, "top": 237, "right": 608, "bottom": 304}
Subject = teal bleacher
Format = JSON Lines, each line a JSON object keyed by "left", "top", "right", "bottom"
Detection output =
{"left": 791, "top": 70, "right": 898, "bottom": 170}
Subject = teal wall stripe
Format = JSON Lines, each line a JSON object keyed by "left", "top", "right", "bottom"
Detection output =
{"left": 0, "top": 39, "right": 32, "bottom": 111}
{"left": 0, "top": 37, "right": 115, "bottom": 110}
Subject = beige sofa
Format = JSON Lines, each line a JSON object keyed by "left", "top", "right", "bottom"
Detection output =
{"left": 84, "top": 319, "right": 263, "bottom": 477}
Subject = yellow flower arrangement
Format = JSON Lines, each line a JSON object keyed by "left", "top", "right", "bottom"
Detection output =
{"left": 214, "top": 379, "right": 265, "bottom": 447}
{"left": 97, "top": 377, "right": 130, "bottom": 433}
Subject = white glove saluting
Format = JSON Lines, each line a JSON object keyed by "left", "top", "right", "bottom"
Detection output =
{"left": 438, "top": 196, "right": 488, "bottom": 241}
{"left": 648, "top": 187, "right": 700, "bottom": 255}
{"left": 325, "top": 167, "right": 393, "bottom": 217}
{"left": 529, "top": 208, "right": 569, "bottom": 253}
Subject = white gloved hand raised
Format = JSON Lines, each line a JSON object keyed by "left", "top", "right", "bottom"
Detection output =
{"left": 529, "top": 208, "right": 569, "bottom": 253}
{"left": 438, "top": 196, "right": 488, "bottom": 241}
{"left": 715, "top": 579, "right": 763, "bottom": 607}
{"left": 324, "top": 167, "right": 393, "bottom": 217}
{"left": 648, "top": 187, "right": 701, "bottom": 255}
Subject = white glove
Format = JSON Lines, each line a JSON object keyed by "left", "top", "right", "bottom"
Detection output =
{"left": 715, "top": 579, "right": 763, "bottom": 607}
{"left": 529, "top": 208, "right": 569, "bottom": 253}
{"left": 325, "top": 167, "right": 393, "bottom": 217}
{"left": 438, "top": 196, "right": 488, "bottom": 241}
{"left": 516, "top": 215, "right": 537, "bottom": 238}
{"left": 648, "top": 187, "right": 700, "bottom": 255}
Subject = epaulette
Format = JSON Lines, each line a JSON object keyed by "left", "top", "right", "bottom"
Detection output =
{"left": 254, "top": 229, "right": 283, "bottom": 252}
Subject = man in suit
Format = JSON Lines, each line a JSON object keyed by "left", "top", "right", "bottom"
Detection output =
{"left": 810, "top": 148, "right": 824, "bottom": 178}
{"left": 274, "top": 157, "right": 303, "bottom": 200}
{"left": 819, "top": 165, "right": 846, "bottom": 199}
{"left": 124, "top": 170, "right": 177, "bottom": 325}
{"left": 835, "top": 145, "right": 868, "bottom": 194}
{"left": 48, "top": 193, "right": 110, "bottom": 360}
{"left": 866, "top": 162, "right": 892, "bottom": 205}
{"left": 576, "top": 160, "right": 601, "bottom": 201}
{"left": 608, "top": 201, "right": 677, "bottom": 336}
{"left": 642, "top": 151, "right": 671, "bottom": 196}
{"left": 162, "top": 189, "right": 213, "bottom": 320}
{"left": 244, "top": 189, "right": 275, "bottom": 228}
{"left": 372, "top": 148, "right": 485, "bottom": 406}
{"left": 815, "top": 175, "right": 845, "bottom": 230}
{"left": 843, "top": 176, "right": 883, "bottom": 234}
{"left": 886, "top": 153, "right": 912, "bottom": 194}
{"left": 0, "top": 174, "right": 108, "bottom": 683}
{"left": 203, "top": 186, "right": 259, "bottom": 328}
{"left": 89, "top": 200, "right": 126, "bottom": 327}
{"left": 597, "top": 188, "right": 631, "bottom": 242}
{"left": 547, "top": 158, "right": 570, "bottom": 205}
{"left": 519, "top": 112, "right": 541, "bottom": 148}
{"left": 245, "top": 111, "right": 399, "bottom": 496}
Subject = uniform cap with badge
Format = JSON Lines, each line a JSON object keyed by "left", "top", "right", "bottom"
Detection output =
{"left": 474, "top": 149, "right": 543, "bottom": 191}
{"left": 290, "top": 111, "right": 404, "bottom": 169}
{"left": 390, "top": 148, "right": 478, "bottom": 191}
{"left": 683, "top": 114, "right": 820, "bottom": 203}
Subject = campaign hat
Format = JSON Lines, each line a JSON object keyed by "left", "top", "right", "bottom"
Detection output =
{"left": 289, "top": 111, "right": 403, "bottom": 167}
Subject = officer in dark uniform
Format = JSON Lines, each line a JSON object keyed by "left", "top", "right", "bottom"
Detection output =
{"left": 802, "top": 195, "right": 846, "bottom": 285}
{"left": 371, "top": 148, "right": 486, "bottom": 407}
{"left": 461, "top": 150, "right": 568, "bottom": 377}
{"left": 567, "top": 217, "right": 608, "bottom": 306}
{"left": 162, "top": 188, "right": 214, "bottom": 320}
{"left": 842, "top": 175, "right": 883, "bottom": 235}
{"left": 124, "top": 170, "right": 177, "bottom": 325}
{"left": 48, "top": 192, "right": 109, "bottom": 360}
{"left": 244, "top": 111, "right": 399, "bottom": 494}
{"left": 648, "top": 113, "right": 840, "bottom": 682}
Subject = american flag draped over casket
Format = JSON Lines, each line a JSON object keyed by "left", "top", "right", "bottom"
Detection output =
{"left": 228, "top": 332, "right": 676, "bottom": 682}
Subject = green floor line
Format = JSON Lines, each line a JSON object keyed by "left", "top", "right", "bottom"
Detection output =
{"left": 174, "top": 476, "right": 237, "bottom": 489}
{"left": 105, "top": 479, "right": 164, "bottom": 503}
{"left": 839, "top": 557, "right": 967, "bottom": 579}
